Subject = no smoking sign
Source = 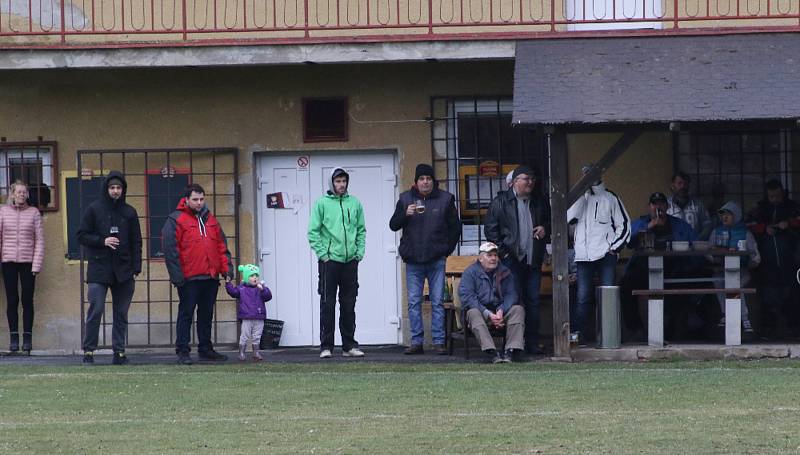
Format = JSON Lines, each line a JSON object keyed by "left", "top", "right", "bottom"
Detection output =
{"left": 297, "top": 156, "right": 309, "bottom": 170}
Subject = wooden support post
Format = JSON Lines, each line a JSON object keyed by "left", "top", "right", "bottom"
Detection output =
{"left": 565, "top": 130, "right": 641, "bottom": 208}
{"left": 547, "top": 129, "right": 571, "bottom": 359}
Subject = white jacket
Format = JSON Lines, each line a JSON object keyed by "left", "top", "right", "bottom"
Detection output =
{"left": 567, "top": 182, "right": 631, "bottom": 262}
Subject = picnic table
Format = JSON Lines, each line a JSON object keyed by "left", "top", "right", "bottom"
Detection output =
{"left": 631, "top": 249, "right": 753, "bottom": 347}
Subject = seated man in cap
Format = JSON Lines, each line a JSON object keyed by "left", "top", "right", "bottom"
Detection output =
{"left": 458, "top": 242, "right": 525, "bottom": 363}
{"left": 621, "top": 192, "right": 699, "bottom": 341}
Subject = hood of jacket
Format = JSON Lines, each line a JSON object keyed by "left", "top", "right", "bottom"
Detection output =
{"left": 718, "top": 201, "right": 742, "bottom": 224}
{"left": 102, "top": 170, "right": 128, "bottom": 205}
{"left": 175, "top": 196, "right": 210, "bottom": 218}
{"left": 327, "top": 167, "right": 349, "bottom": 196}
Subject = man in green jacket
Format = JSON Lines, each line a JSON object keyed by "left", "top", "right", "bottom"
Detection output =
{"left": 308, "top": 167, "right": 367, "bottom": 359}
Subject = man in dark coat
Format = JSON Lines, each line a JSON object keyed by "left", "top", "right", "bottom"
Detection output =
{"left": 389, "top": 163, "right": 460, "bottom": 355}
{"left": 747, "top": 179, "right": 800, "bottom": 337}
{"left": 484, "top": 165, "right": 551, "bottom": 355}
{"left": 77, "top": 171, "right": 142, "bottom": 365}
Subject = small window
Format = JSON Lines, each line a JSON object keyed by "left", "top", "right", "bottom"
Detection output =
{"left": 0, "top": 141, "right": 57, "bottom": 211}
{"left": 303, "top": 98, "right": 348, "bottom": 142}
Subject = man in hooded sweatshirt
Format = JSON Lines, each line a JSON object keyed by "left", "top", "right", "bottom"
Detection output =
{"left": 162, "top": 183, "right": 234, "bottom": 365}
{"left": 308, "top": 167, "right": 367, "bottom": 359}
{"left": 77, "top": 171, "right": 142, "bottom": 365}
{"left": 389, "top": 163, "right": 461, "bottom": 355}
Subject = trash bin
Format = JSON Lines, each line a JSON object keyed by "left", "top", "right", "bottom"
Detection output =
{"left": 595, "top": 286, "right": 621, "bottom": 349}
{"left": 259, "top": 319, "right": 284, "bottom": 350}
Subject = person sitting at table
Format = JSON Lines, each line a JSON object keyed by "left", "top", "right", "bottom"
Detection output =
{"left": 621, "top": 192, "right": 698, "bottom": 342}
{"left": 458, "top": 242, "right": 525, "bottom": 363}
{"left": 709, "top": 201, "right": 760, "bottom": 337}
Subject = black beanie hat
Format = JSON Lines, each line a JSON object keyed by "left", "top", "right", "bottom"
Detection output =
{"left": 107, "top": 177, "right": 123, "bottom": 187}
{"left": 415, "top": 163, "right": 435, "bottom": 182}
{"left": 512, "top": 165, "right": 534, "bottom": 180}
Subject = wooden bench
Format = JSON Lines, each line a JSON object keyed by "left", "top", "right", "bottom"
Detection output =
{"left": 632, "top": 288, "right": 756, "bottom": 347}
{"left": 444, "top": 255, "right": 553, "bottom": 356}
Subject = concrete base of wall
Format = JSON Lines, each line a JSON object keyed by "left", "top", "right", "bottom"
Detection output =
{"left": 571, "top": 344, "right": 800, "bottom": 362}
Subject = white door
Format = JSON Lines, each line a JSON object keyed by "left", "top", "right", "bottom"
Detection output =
{"left": 257, "top": 151, "right": 400, "bottom": 346}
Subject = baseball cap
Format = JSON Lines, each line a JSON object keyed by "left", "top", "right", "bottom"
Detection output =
{"left": 649, "top": 192, "right": 668, "bottom": 204}
{"left": 479, "top": 242, "right": 499, "bottom": 254}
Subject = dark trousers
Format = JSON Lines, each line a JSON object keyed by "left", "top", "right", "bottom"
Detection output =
{"left": 318, "top": 260, "right": 359, "bottom": 352}
{"left": 83, "top": 279, "right": 135, "bottom": 352}
{"left": 175, "top": 279, "right": 219, "bottom": 355}
{"left": 502, "top": 257, "right": 541, "bottom": 348}
{"left": 3, "top": 262, "right": 36, "bottom": 335}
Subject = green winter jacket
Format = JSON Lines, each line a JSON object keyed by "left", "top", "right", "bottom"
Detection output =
{"left": 308, "top": 191, "right": 366, "bottom": 263}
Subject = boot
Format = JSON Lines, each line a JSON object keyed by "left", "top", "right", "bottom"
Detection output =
{"left": 238, "top": 344, "right": 247, "bottom": 361}
{"left": 22, "top": 333, "right": 32, "bottom": 353}
{"left": 9, "top": 332, "right": 19, "bottom": 352}
{"left": 252, "top": 343, "right": 263, "bottom": 362}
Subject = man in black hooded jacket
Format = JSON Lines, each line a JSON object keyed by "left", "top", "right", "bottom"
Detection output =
{"left": 390, "top": 164, "right": 461, "bottom": 355}
{"left": 77, "top": 171, "right": 142, "bottom": 365}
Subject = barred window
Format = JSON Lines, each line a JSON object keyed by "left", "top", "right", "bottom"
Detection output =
{"left": 0, "top": 141, "right": 57, "bottom": 211}
{"left": 431, "top": 98, "right": 547, "bottom": 254}
{"left": 676, "top": 128, "right": 799, "bottom": 215}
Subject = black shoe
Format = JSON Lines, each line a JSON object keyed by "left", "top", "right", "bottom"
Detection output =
{"left": 22, "top": 333, "right": 31, "bottom": 352}
{"left": 505, "top": 349, "right": 522, "bottom": 363}
{"left": 403, "top": 344, "right": 424, "bottom": 355}
{"left": 9, "top": 333, "right": 19, "bottom": 352}
{"left": 82, "top": 352, "right": 95, "bottom": 364}
{"left": 483, "top": 349, "right": 502, "bottom": 364}
{"left": 176, "top": 352, "right": 193, "bottom": 365}
{"left": 112, "top": 352, "right": 129, "bottom": 365}
{"left": 433, "top": 344, "right": 448, "bottom": 355}
{"left": 198, "top": 350, "right": 228, "bottom": 361}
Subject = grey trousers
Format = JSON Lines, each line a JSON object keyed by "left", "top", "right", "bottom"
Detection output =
{"left": 83, "top": 280, "right": 135, "bottom": 353}
{"left": 465, "top": 305, "right": 525, "bottom": 352}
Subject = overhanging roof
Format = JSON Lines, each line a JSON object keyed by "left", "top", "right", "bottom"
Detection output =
{"left": 513, "top": 34, "right": 800, "bottom": 126}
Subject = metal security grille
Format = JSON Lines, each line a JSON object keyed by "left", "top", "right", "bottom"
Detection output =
{"left": 676, "top": 128, "right": 800, "bottom": 215}
{"left": 430, "top": 97, "right": 548, "bottom": 255}
{"left": 76, "top": 148, "right": 240, "bottom": 349}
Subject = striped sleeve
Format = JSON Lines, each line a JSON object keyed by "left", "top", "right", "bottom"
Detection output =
{"left": 607, "top": 190, "right": 630, "bottom": 251}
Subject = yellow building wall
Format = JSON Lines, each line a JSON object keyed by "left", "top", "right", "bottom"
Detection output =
{"left": 0, "top": 60, "right": 518, "bottom": 351}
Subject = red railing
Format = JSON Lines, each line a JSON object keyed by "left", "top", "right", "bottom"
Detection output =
{"left": 1, "top": 0, "right": 798, "bottom": 47}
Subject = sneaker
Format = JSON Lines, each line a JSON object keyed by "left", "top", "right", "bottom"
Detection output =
{"left": 491, "top": 352, "right": 505, "bottom": 364}
{"left": 433, "top": 344, "right": 448, "bottom": 355}
{"left": 504, "top": 349, "right": 522, "bottom": 363}
{"left": 342, "top": 348, "right": 365, "bottom": 357}
{"left": 403, "top": 344, "right": 424, "bottom": 355}
{"left": 484, "top": 349, "right": 499, "bottom": 363}
{"left": 252, "top": 350, "right": 263, "bottom": 362}
{"left": 82, "top": 351, "right": 95, "bottom": 364}
{"left": 198, "top": 350, "right": 228, "bottom": 361}
{"left": 112, "top": 352, "right": 129, "bottom": 365}
{"left": 319, "top": 349, "right": 332, "bottom": 359}
{"left": 176, "top": 352, "right": 193, "bottom": 365}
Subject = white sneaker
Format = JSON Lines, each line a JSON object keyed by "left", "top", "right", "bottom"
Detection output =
{"left": 342, "top": 348, "right": 365, "bottom": 357}
{"left": 319, "top": 349, "right": 332, "bottom": 359}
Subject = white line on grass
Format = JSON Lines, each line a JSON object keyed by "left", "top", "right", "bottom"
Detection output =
{"left": 2, "top": 407, "right": 800, "bottom": 429}
{"left": 2, "top": 366, "right": 798, "bottom": 380}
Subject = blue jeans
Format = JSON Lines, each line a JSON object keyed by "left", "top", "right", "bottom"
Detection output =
{"left": 502, "top": 257, "right": 541, "bottom": 347}
{"left": 575, "top": 254, "right": 617, "bottom": 336}
{"left": 406, "top": 258, "right": 446, "bottom": 345}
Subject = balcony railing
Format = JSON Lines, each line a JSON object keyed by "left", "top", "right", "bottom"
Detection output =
{"left": 1, "top": 0, "right": 798, "bottom": 47}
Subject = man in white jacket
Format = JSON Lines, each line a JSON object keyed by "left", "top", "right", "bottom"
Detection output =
{"left": 566, "top": 165, "right": 631, "bottom": 343}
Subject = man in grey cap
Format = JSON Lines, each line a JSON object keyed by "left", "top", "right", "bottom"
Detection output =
{"left": 485, "top": 165, "right": 550, "bottom": 355}
{"left": 458, "top": 242, "right": 525, "bottom": 363}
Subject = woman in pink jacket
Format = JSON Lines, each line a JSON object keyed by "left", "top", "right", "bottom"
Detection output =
{"left": 0, "top": 181, "right": 44, "bottom": 353}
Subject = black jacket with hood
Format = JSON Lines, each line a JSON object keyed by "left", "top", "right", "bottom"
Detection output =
{"left": 76, "top": 171, "right": 143, "bottom": 284}
{"left": 389, "top": 184, "right": 461, "bottom": 264}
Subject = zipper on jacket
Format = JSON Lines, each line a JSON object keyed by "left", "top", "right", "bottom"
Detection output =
{"left": 339, "top": 197, "right": 349, "bottom": 260}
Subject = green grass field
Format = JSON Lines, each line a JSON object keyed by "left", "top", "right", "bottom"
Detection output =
{"left": 1, "top": 360, "right": 799, "bottom": 454}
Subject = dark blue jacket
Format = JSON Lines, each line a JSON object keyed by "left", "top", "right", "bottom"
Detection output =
{"left": 630, "top": 214, "right": 697, "bottom": 246}
{"left": 458, "top": 261, "right": 518, "bottom": 316}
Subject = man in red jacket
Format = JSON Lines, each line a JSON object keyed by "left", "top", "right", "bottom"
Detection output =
{"left": 162, "top": 183, "right": 234, "bottom": 365}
